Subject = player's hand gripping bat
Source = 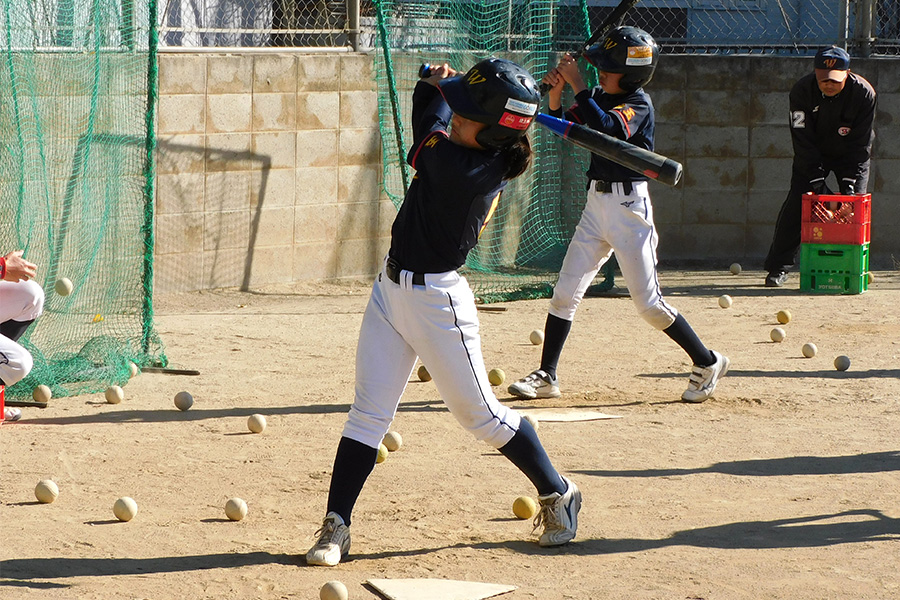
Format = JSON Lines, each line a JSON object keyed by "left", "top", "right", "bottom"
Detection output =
{"left": 538, "top": 0, "right": 639, "bottom": 95}
{"left": 536, "top": 113, "right": 682, "bottom": 186}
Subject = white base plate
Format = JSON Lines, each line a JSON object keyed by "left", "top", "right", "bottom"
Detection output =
{"left": 520, "top": 409, "right": 622, "bottom": 422}
{"left": 365, "top": 578, "right": 517, "bottom": 600}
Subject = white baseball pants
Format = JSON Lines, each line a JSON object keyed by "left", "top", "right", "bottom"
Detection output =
{"left": 550, "top": 181, "right": 678, "bottom": 330}
{"left": 0, "top": 280, "right": 44, "bottom": 385}
{"left": 343, "top": 258, "right": 520, "bottom": 450}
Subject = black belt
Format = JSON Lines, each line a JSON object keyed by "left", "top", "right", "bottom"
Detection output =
{"left": 385, "top": 257, "right": 426, "bottom": 286}
{"left": 591, "top": 180, "right": 634, "bottom": 195}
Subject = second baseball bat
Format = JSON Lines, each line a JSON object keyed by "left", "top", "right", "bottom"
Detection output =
{"left": 535, "top": 113, "right": 682, "bottom": 187}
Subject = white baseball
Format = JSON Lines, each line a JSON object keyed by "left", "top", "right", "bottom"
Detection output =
{"left": 113, "top": 496, "right": 138, "bottom": 522}
{"left": 54, "top": 277, "right": 73, "bottom": 296}
{"left": 521, "top": 413, "right": 539, "bottom": 431}
{"left": 383, "top": 431, "right": 402, "bottom": 452}
{"left": 35, "top": 479, "right": 59, "bottom": 504}
{"left": 718, "top": 295, "right": 733, "bottom": 309}
{"left": 729, "top": 263, "right": 742, "bottom": 275}
{"left": 770, "top": 327, "right": 786, "bottom": 343}
{"left": 248, "top": 414, "right": 266, "bottom": 433}
{"left": 33, "top": 384, "right": 52, "bottom": 404}
{"left": 802, "top": 342, "right": 817, "bottom": 358}
{"left": 105, "top": 385, "right": 124, "bottom": 404}
{"left": 320, "top": 580, "right": 349, "bottom": 600}
{"left": 129, "top": 362, "right": 140, "bottom": 378}
{"left": 529, "top": 329, "right": 544, "bottom": 345}
{"left": 225, "top": 497, "right": 248, "bottom": 521}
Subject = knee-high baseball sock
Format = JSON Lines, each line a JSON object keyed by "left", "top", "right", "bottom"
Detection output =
{"left": 539, "top": 314, "right": 572, "bottom": 380}
{"left": 664, "top": 314, "right": 715, "bottom": 366}
{"left": 499, "top": 419, "right": 566, "bottom": 496}
{"left": 325, "top": 436, "right": 378, "bottom": 526}
{"left": 0, "top": 318, "right": 35, "bottom": 342}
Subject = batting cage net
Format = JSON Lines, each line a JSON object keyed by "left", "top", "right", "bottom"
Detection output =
{"left": 374, "top": 0, "right": 619, "bottom": 303}
{"left": 0, "top": 0, "right": 166, "bottom": 400}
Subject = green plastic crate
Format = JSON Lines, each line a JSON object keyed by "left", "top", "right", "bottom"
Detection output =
{"left": 800, "top": 243, "right": 869, "bottom": 294}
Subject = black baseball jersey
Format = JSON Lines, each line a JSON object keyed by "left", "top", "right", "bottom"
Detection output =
{"left": 389, "top": 82, "right": 508, "bottom": 274}
{"left": 789, "top": 71, "right": 876, "bottom": 182}
{"left": 550, "top": 86, "right": 654, "bottom": 182}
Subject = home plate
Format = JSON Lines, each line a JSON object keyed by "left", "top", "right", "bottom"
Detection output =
{"left": 365, "top": 578, "right": 516, "bottom": 600}
{"left": 522, "top": 409, "right": 622, "bottom": 422}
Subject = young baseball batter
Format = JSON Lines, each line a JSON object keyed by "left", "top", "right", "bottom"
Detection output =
{"left": 1, "top": 250, "right": 44, "bottom": 422}
{"left": 305, "top": 58, "right": 581, "bottom": 567}
{"left": 508, "top": 26, "right": 729, "bottom": 403}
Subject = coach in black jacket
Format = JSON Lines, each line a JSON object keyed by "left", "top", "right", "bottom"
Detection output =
{"left": 763, "top": 46, "right": 876, "bottom": 288}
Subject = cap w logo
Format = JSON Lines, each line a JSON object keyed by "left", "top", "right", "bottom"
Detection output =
{"left": 824, "top": 58, "right": 837, "bottom": 68}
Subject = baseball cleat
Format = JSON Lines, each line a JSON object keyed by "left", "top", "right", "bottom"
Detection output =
{"left": 507, "top": 369, "right": 560, "bottom": 399}
{"left": 682, "top": 350, "right": 730, "bottom": 403}
{"left": 3, "top": 407, "right": 22, "bottom": 422}
{"left": 765, "top": 271, "right": 788, "bottom": 287}
{"left": 533, "top": 476, "right": 581, "bottom": 546}
{"left": 305, "top": 512, "right": 350, "bottom": 566}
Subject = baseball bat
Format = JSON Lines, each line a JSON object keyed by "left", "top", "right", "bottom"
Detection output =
{"left": 536, "top": 113, "right": 682, "bottom": 187}
{"left": 538, "top": 0, "right": 639, "bottom": 95}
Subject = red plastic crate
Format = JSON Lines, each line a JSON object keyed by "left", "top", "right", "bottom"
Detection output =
{"left": 801, "top": 193, "right": 871, "bottom": 244}
{"left": 0, "top": 385, "right": 4, "bottom": 423}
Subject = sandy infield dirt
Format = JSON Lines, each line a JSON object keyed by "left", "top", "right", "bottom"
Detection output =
{"left": 2, "top": 269, "right": 899, "bottom": 599}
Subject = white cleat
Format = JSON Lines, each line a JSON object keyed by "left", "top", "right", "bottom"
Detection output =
{"left": 533, "top": 476, "right": 581, "bottom": 547}
{"left": 682, "top": 350, "right": 730, "bottom": 403}
{"left": 507, "top": 369, "right": 561, "bottom": 399}
{"left": 305, "top": 512, "right": 350, "bottom": 566}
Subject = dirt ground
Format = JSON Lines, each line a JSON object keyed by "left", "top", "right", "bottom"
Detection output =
{"left": 3, "top": 269, "right": 900, "bottom": 600}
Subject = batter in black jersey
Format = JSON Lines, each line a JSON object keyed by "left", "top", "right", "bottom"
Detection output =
{"left": 305, "top": 58, "right": 582, "bottom": 567}
{"left": 764, "top": 46, "right": 876, "bottom": 287}
{"left": 508, "top": 26, "right": 729, "bottom": 404}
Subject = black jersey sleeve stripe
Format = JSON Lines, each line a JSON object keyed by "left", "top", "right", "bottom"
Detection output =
{"left": 409, "top": 130, "right": 449, "bottom": 171}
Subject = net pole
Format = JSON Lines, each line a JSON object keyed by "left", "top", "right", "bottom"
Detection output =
{"left": 374, "top": 0, "right": 409, "bottom": 195}
{"left": 141, "top": 0, "right": 160, "bottom": 359}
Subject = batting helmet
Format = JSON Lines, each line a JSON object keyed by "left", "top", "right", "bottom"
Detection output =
{"left": 584, "top": 26, "right": 659, "bottom": 92}
{"left": 438, "top": 58, "right": 540, "bottom": 149}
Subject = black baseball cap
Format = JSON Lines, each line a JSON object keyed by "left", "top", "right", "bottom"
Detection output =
{"left": 814, "top": 46, "right": 850, "bottom": 82}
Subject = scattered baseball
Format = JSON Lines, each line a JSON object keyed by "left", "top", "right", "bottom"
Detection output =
{"left": 225, "top": 497, "right": 248, "bottom": 521}
{"left": 770, "top": 327, "right": 786, "bottom": 343}
{"left": 718, "top": 294, "right": 733, "bottom": 309}
{"left": 729, "top": 263, "right": 742, "bottom": 275}
{"left": 417, "top": 364, "right": 432, "bottom": 382}
{"left": 247, "top": 414, "right": 266, "bottom": 433}
{"left": 512, "top": 495, "right": 538, "bottom": 520}
{"left": 174, "top": 391, "right": 194, "bottom": 411}
{"left": 834, "top": 355, "right": 851, "bottom": 371}
{"left": 521, "top": 413, "right": 539, "bottom": 431}
{"left": 488, "top": 368, "right": 505, "bottom": 386}
{"left": 105, "top": 385, "right": 124, "bottom": 404}
{"left": 32, "top": 384, "right": 52, "bottom": 404}
{"left": 320, "top": 580, "right": 349, "bottom": 600}
{"left": 34, "top": 479, "right": 59, "bottom": 504}
{"left": 801, "top": 342, "right": 818, "bottom": 358}
{"left": 113, "top": 496, "right": 138, "bottom": 522}
{"left": 129, "top": 362, "right": 140, "bottom": 378}
{"left": 776, "top": 309, "right": 792, "bottom": 324}
{"left": 54, "top": 277, "right": 73, "bottom": 296}
{"left": 376, "top": 443, "right": 389, "bottom": 464}
{"left": 867, "top": 272, "right": 874, "bottom": 284}
{"left": 529, "top": 329, "right": 544, "bottom": 345}
{"left": 382, "top": 431, "right": 402, "bottom": 452}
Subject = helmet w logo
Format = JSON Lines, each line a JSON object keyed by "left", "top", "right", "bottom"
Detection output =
{"left": 467, "top": 70, "right": 486, "bottom": 85}
{"left": 604, "top": 38, "right": 617, "bottom": 50}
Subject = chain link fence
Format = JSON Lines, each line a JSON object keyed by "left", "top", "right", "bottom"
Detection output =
{"left": 157, "top": 0, "right": 898, "bottom": 55}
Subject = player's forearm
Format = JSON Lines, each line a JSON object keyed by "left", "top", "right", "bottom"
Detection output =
{"left": 573, "top": 90, "right": 621, "bottom": 137}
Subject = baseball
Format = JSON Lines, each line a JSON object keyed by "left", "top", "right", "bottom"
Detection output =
{"left": 376, "top": 443, "right": 389, "bottom": 464}
{"left": 129, "top": 362, "right": 140, "bottom": 378}
{"left": 33, "top": 384, "right": 52, "bottom": 404}
{"left": 105, "top": 385, "right": 124, "bottom": 404}
{"left": 521, "top": 413, "right": 539, "bottom": 431}
{"left": 834, "top": 355, "right": 851, "bottom": 371}
{"left": 776, "top": 309, "right": 792, "bottom": 324}
{"left": 113, "top": 496, "right": 138, "bottom": 522}
{"left": 247, "top": 414, "right": 266, "bottom": 433}
{"left": 867, "top": 272, "right": 874, "bottom": 284}
{"left": 382, "top": 431, "right": 402, "bottom": 452}
{"left": 718, "top": 294, "right": 732, "bottom": 309}
{"left": 512, "top": 495, "right": 538, "bottom": 520}
{"left": 320, "top": 580, "right": 349, "bottom": 600}
{"left": 417, "top": 364, "right": 432, "bottom": 382}
{"left": 225, "top": 497, "right": 248, "bottom": 521}
{"left": 54, "top": 277, "right": 73, "bottom": 296}
{"left": 529, "top": 329, "right": 544, "bottom": 345}
{"left": 35, "top": 479, "right": 59, "bottom": 504}
{"left": 729, "top": 262, "right": 742, "bottom": 275}
{"left": 770, "top": 327, "right": 786, "bottom": 343}
{"left": 174, "top": 391, "right": 194, "bottom": 411}
{"left": 802, "top": 342, "right": 818, "bottom": 358}
{"left": 488, "top": 368, "right": 505, "bottom": 386}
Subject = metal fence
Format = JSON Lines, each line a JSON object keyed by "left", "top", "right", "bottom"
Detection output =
{"left": 157, "top": 0, "right": 899, "bottom": 55}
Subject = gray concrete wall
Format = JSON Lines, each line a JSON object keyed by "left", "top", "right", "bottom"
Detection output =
{"left": 153, "top": 53, "right": 898, "bottom": 293}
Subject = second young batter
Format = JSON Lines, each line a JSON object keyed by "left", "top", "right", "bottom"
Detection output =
{"left": 508, "top": 27, "right": 730, "bottom": 403}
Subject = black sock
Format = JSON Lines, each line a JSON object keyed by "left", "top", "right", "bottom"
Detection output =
{"left": 498, "top": 419, "right": 566, "bottom": 496}
{"left": 664, "top": 314, "right": 715, "bottom": 366}
{"left": 0, "top": 318, "right": 35, "bottom": 342}
{"left": 325, "top": 436, "right": 378, "bottom": 526}
{"left": 539, "top": 314, "right": 572, "bottom": 380}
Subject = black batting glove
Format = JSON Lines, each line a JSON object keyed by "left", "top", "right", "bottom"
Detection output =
{"left": 840, "top": 178, "right": 857, "bottom": 195}
{"left": 809, "top": 177, "right": 827, "bottom": 195}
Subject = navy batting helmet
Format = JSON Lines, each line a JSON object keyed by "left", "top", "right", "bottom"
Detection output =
{"left": 584, "top": 26, "right": 659, "bottom": 92}
{"left": 438, "top": 57, "right": 540, "bottom": 149}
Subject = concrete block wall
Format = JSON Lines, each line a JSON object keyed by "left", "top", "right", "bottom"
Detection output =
{"left": 154, "top": 52, "right": 394, "bottom": 294}
{"left": 153, "top": 53, "right": 898, "bottom": 293}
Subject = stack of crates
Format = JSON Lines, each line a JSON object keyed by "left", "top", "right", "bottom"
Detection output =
{"left": 799, "top": 193, "right": 871, "bottom": 294}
